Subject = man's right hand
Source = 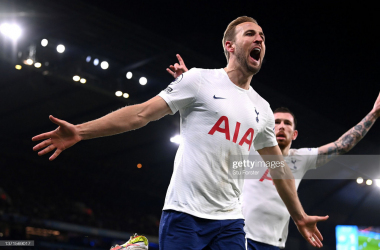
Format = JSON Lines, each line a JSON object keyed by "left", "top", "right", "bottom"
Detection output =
{"left": 32, "top": 115, "right": 82, "bottom": 161}
{"left": 166, "top": 54, "right": 188, "bottom": 78}
{"left": 295, "top": 214, "right": 329, "bottom": 248}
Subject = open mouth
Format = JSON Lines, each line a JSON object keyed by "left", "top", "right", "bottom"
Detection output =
{"left": 250, "top": 47, "right": 261, "bottom": 62}
{"left": 276, "top": 132, "right": 286, "bottom": 140}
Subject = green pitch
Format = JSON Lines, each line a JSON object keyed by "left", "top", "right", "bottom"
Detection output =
{"left": 358, "top": 235, "right": 380, "bottom": 250}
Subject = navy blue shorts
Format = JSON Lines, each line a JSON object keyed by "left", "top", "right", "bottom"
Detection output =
{"left": 159, "top": 210, "right": 246, "bottom": 250}
{"left": 247, "top": 239, "right": 280, "bottom": 250}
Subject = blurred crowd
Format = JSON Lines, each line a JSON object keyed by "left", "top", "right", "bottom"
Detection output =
{"left": 1, "top": 157, "right": 162, "bottom": 237}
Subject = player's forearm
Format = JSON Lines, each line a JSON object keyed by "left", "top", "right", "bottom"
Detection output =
{"left": 335, "top": 110, "right": 377, "bottom": 153}
{"left": 270, "top": 166, "right": 306, "bottom": 223}
{"left": 77, "top": 104, "right": 149, "bottom": 140}
{"left": 258, "top": 146, "right": 307, "bottom": 222}
{"left": 317, "top": 110, "right": 378, "bottom": 167}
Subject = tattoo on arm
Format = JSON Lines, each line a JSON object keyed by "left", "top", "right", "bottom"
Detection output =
{"left": 316, "top": 111, "right": 377, "bottom": 167}
{"left": 329, "top": 143, "right": 338, "bottom": 155}
{"left": 364, "top": 120, "right": 373, "bottom": 129}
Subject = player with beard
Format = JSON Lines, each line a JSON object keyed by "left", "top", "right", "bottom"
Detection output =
{"left": 242, "top": 102, "right": 380, "bottom": 250}
{"left": 168, "top": 56, "right": 380, "bottom": 249}
{"left": 33, "top": 16, "right": 327, "bottom": 249}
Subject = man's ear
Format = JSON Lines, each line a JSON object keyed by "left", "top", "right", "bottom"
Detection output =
{"left": 292, "top": 130, "right": 298, "bottom": 140}
{"left": 225, "top": 41, "right": 235, "bottom": 53}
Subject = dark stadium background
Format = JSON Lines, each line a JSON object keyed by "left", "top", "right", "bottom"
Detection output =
{"left": 0, "top": 0, "right": 379, "bottom": 249}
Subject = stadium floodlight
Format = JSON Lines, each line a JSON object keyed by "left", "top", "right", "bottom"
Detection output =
{"left": 123, "top": 93, "right": 129, "bottom": 98}
{"left": 80, "top": 78, "right": 86, "bottom": 84}
{"left": 100, "top": 61, "right": 109, "bottom": 70}
{"left": 34, "top": 62, "right": 42, "bottom": 68}
{"left": 15, "top": 65, "right": 22, "bottom": 70}
{"left": 25, "top": 59, "right": 33, "bottom": 65}
{"left": 73, "top": 75, "right": 80, "bottom": 82}
{"left": 170, "top": 135, "right": 182, "bottom": 144}
{"left": 86, "top": 56, "right": 91, "bottom": 62}
{"left": 41, "top": 39, "right": 48, "bottom": 47}
{"left": 0, "top": 23, "right": 22, "bottom": 40}
{"left": 139, "top": 77, "right": 147, "bottom": 85}
{"left": 356, "top": 177, "right": 363, "bottom": 184}
{"left": 366, "top": 179, "right": 373, "bottom": 186}
{"left": 126, "top": 72, "right": 133, "bottom": 79}
{"left": 93, "top": 58, "right": 99, "bottom": 66}
{"left": 115, "top": 91, "right": 123, "bottom": 97}
{"left": 56, "top": 44, "right": 65, "bottom": 53}
{"left": 375, "top": 179, "right": 380, "bottom": 187}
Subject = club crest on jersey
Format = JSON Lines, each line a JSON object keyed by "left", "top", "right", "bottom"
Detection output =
{"left": 290, "top": 158, "right": 297, "bottom": 170}
{"left": 170, "top": 74, "right": 183, "bottom": 85}
{"left": 208, "top": 116, "right": 255, "bottom": 151}
{"left": 255, "top": 108, "right": 259, "bottom": 123}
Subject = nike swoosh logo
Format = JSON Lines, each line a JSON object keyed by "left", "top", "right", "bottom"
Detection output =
{"left": 213, "top": 95, "right": 226, "bottom": 99}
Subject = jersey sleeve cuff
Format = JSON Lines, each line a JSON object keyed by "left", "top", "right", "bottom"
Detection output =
{"left": 158, "top": 92, "right": 179, "bottom": 115}
{"left": 253, "top": 140, "right": 278, "bottom": 151}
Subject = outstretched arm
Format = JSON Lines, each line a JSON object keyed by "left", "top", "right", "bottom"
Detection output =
{"left": 32, "top": 96, "right": 171, "bottom": 161}
{"left": 316, "top": 92, "right": 380, "bottom": 167}
{"left": 258, "top": 145, "right": 329, "bottom": 248}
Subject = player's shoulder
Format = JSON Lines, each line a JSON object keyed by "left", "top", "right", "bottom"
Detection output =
{"left": 184, "top": 67, "right": 202, "bottom": 76}
{"left": 289, "top": 148, "right": 318, "bottom": 156}
{"left": 174, "top": 68, "right": 224, "bottom": 91}
{"left": 188, "top": 67, "right": 225, "bottom": 78}
{"left": 188, "top": 67, "right": 222, "bottom": 73}
{"left": 176, "top": 67, "right": 204, "bottom": 83}
{"left": 249, "top": 88, "right": 272, "bottom": 111}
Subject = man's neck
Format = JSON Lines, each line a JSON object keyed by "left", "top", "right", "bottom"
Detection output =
{"left": 224, "top": 63, "right": 253, "bottom": 90}
{"left": 280, "top": 144, "right": 292, "bottom": 156}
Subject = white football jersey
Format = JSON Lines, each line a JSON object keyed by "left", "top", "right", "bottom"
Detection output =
{"left": 242, "top": 148, "right": 318, "bottom": 248}
{"left": 158, "top": 68, "right": 278, "bottom": 220}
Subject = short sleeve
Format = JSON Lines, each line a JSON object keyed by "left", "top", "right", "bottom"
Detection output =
{"left": 158, "top": 68, "right": 202, "bottom": 115}
{"left": 297, "top": 148, "right": 318, "bottom": 170}
{"left": 253, "top": 106, "right": 278, "bottom": 151}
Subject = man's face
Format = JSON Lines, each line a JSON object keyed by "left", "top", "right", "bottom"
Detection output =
{"left": 233, "top": 22, "right": 266, "bottom": 75}
{"left": 274, "top": 112, "right": 298, "bottom": 149}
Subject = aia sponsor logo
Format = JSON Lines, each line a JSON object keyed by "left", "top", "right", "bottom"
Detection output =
{"left": 208, "top": 116, "right": 255, "bottom": 151}
{"left": 260, "top": 169, "right": 273, "bottom": 184}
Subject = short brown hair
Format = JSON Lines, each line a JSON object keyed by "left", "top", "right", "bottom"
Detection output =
{"left": 274, "top": 107, "right": 297, "bottom": 129}
{"left": 222, "top": 16, "right": 258, "bottom": 63}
